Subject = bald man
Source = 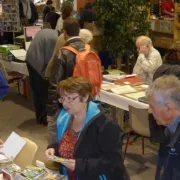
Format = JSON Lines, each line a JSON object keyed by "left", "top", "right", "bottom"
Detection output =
{"left": 133, "top": 35, "right": 162, "bottom": 84}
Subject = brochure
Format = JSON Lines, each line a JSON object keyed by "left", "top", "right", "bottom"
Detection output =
{"left": 0, "top": 132, "right": 26, "bottom": 160}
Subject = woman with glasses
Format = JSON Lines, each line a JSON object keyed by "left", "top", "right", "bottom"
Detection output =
{"left": 45, "top": 76, "right": 129, "bottom": 180}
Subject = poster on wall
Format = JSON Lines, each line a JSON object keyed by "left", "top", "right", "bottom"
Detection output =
{"left": 2, "top": 0, "right": 20, "bottom": 32}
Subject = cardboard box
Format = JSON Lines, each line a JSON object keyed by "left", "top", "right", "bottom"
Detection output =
{"left": 0, "top": 44, "right": 20, "bottom": 54}
{"left": 175, "top": 3, "right": 180, "bottom": 12}
{"left": 14, "top": 35, "right": 25, "bottom": 49}
{"left": 151, "top": 19, "right": 174, "bottom": 34}
{"left": 153, "top": 36, "right": 174, "bottom": 49}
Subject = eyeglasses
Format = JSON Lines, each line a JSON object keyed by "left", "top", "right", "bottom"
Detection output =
{"left": 58, "top": 95, "right": 79, "bottom": 103}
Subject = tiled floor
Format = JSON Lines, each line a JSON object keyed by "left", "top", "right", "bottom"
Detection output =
{"left": 0, "top": 90, "right": 158, "bottom": 180}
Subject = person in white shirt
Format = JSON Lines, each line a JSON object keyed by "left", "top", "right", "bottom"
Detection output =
{"left": 55, "top": 4, "right": 73, "bottom": 32}
{"left": 133, "top": 35, "right": 162, "bottom": 84}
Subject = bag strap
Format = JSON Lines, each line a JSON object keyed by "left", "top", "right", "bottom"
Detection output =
{"left": 62, "top": 46, "right": 79, "bottom": 55}
{"left": 61, "top": 44, "right": 91, "bottom": 55}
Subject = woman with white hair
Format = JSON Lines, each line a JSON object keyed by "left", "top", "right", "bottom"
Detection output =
{"left": 45, "top": 29, "right": 93, "bottom": 79}
{"left": 79, "top": 29, "right": 93, "bottom": 44}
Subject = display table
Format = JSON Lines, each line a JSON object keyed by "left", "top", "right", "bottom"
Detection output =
{"left": 1, "top": 59, "right": 149, "bottom": 129}
{"left": 97, "top": 90, "right": 148, "bottom": 111}
{"left": 1, "top": 59, "right": 29, "bottom": 76}
{"left": 96, "top": 90, "right": 149, "bottom": 129}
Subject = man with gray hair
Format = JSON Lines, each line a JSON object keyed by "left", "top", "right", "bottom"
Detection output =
{"left": 133, "top": 35, "right": 162, "bottom": 84}
{"left": 146, "top": 75, "right": 180, "bottom": 180}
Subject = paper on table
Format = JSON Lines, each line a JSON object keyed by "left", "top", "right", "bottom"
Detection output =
{"left": 0, "top": 132, "right": 26, "bottom": 159}
{"left": 25, "top": 42, "right": 31, "bottom": 51}
{"left": 10, "top": 49, "right": 26, "bottom": 58}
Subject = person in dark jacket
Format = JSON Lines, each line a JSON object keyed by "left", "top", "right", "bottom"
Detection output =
{"left": 42, "top": 0, "right": 54, "bottom": 21}
{"left": 151, "top": 48, "right": 180, "bottom": 180}
{"left": 55, "top": 4, "right": 73, "bottom": 32}
{"left": 47, "top": 17, "right": 84, "bottom": 144}
{"left": 26, "top": 29, "right": 60, "bottom": 125}
{"left": 19, "top": 0, "right": 38, "bottom": 25}
{"left": 44, "top": 7, "right": 60, "bottom": 29}
{"left": 45, "top": 76, "right": 130, "bottom": 180}
{"left": 0, "top": 69, "right": 9, "bottom": 100}
{"left": 147, "top": 75, "right": 180, "bottom": 180}
{"left": 79, "top": 2, "right": 97, "bottom": 28}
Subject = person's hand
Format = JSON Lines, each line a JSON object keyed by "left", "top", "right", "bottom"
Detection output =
{"left": 45, "top": 148, "right": 55, "bottom": 158}
{"left": 0, "top": 139, "right": 4, "bottom": 148}
{"left": 61, "top": 159, "right": 75, "bottom": 171}
{"left": 139, "top": 45, "right": 149, "bottom": 55}
{"left": 47, "top": 116, "right": 54, "bottom": 122}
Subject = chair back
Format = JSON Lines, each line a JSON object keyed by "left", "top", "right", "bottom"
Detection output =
{"left": 14, "top": 137, "right": 38, "bottom": 168}
{"left": 43, "top": 22, "right": 52, "bottom": 29}
{"left": 129, "top": 105, "right": 150, "bottom": 137}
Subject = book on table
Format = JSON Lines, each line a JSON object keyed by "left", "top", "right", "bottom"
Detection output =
{"left": 124, "top": 91, "right": 146, "bottom": 100}
{"left": 115, "top": 76, "right": 145, "bottom": 86}
{"left": 110, "top": 85, "right": 137, "bottom": 95}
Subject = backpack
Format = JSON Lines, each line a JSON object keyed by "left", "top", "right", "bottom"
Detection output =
{"left": 62, "top": 44, "right": 102, "bottom": 96}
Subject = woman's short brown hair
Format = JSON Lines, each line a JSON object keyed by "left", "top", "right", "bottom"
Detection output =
{"left": 57, "top": 76, "right": 92, "bottom": 99}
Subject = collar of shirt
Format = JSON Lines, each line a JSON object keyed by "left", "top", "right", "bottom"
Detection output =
{"left": 167, "top": 115, "right": 180, "bottom": 135}
{"left": 67, "top": 36, "right": 81, "bottom": 42}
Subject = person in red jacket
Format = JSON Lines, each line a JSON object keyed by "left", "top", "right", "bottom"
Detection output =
{"left": 161, "top": 0, "right": 174, "bottom": 17}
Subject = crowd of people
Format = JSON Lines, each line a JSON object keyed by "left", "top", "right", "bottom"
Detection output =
{"left": 1, "top": 1, "right": 180, "bottom": 180}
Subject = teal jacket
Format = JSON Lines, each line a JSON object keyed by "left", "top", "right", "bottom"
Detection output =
{"left": 56, "top": 101, "right": 129, "bottom": 180}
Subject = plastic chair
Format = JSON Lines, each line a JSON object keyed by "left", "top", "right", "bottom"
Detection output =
{"left": 123, "top": 105, "right": 150, "bottom": 161}
{"left": 14, "top": 137, "right": 38, "bottom": 168}
{"left": 0, "top": 60, "right": 23, "bottom": 99}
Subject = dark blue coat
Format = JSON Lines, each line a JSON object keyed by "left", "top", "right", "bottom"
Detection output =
{"left": 161, "top": 123, "right": 180, "bottom": 180}
{"left": 0, "top": 70, "right": 9, "bottom": 99}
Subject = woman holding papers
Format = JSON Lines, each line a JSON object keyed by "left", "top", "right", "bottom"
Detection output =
{"left": 45, "top": 77, "right": 129, "bottom": 180}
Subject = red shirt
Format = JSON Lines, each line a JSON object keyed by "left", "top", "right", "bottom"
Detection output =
{"left": 59, "top": 128, "right": 78, "bottom": 180}
{"left": 161, "top": 0, "right": 174, "bottom": 14}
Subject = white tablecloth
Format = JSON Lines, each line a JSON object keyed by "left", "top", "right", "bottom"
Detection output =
{"left": 97, "top": 90, "right": 149, "bottom": 111}
{"left": 1, "top": 59, "right": 29, "bottom": 76}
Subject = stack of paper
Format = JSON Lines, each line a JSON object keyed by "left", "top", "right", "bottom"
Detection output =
{"left": 124, "top": 91, "right": 146, "bottom": 100}
{"left": 10, "top": 49, "right": 26, "bottom": 62}
{"left": 103, "top": 74, "right": 125, "bottom": 82}
{"left": 101, "top": 84, "right": 121, "bottom": 91}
